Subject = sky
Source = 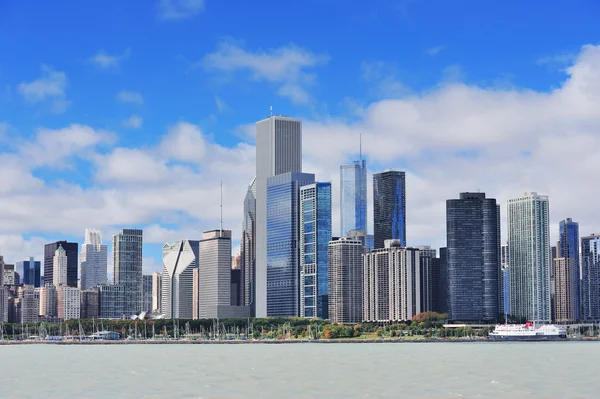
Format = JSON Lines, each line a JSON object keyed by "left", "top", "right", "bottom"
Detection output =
{"left": 1, "top": 0, "right": 599, "bottom": 276}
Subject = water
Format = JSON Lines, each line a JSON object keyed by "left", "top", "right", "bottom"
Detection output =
{"left": 0, "top": 342, "right": 598, "bottom": 398}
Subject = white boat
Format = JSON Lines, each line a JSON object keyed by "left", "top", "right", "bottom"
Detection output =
{"left": 489, "top": 322, "right": 567, "bottom": 340}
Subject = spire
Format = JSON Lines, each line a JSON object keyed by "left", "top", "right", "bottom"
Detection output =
{"left": 220, "top": 180, "right": 223, "bottom": 233}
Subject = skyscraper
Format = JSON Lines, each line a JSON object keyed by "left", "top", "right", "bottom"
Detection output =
{"left": 299, "top": 182, "right": 332, "bottom": 319}
{"left": 446, "top": 192, "right": 501, "bottom": 322}
{"left": 16, "top": 257, "right": 41, "bottom": 287}
{"left": 241, "top": 177, "right": 257, "bottom": 316}
{"left": 142, "top": 274, "right": 153, "bottom": 313}
{"left": 558, "top": 218, "right": 580, "bottom": 320}
{"left": 328, "top": 237, "right": 364, "bottom": 324}
{"left": 57, "top": 286, "right": 80, "bottom": 320}
{"left": 373, "top": 170, "right": 406, "bottom": 250}
{"left": 198, "top": 230, "right": 233, "bottom": 319}
{"left": 255, "top": 115, "right": 303, "bottom": 318}
{"left": 53, "top": 245, "right": 68, "bottom": 286}
{"left": 113, "top": 229, "right": 143, "bottom": 315}
{"left": 507, "top": 192, "right": 551, "bottom": 323}
{"left": 340, "top": 157, "right": 367, "bottom": 237}
{"left": 80, "top": 229, "right": 107, "bottom": 290}
{"left": 0, "top": 256, "right": 5, "bottom": 322}
{"left": 553, "top": 257, "right": 577, "bottom": 323}
{"left": 266, "top": 172, "right": 315, "bottom": 317}
{"left": 363, "top": 241, "right": 422, "bottom": 322}
{"left": 152, "top": 271, "right": 162, "bottom": 313}
{"left": 581, "top": 234, "right": 600, "bottom": 321}
{"left": 44, "top": 241, "right": 78, "bottom": 287}
{"left": 161, "top": 240, "right": 199, "bottom": 319}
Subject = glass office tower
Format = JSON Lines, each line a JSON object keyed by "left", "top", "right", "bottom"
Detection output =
{"left": 373, "top": 170, "right": 406, "bottom": 250}
{"left": 266, "top": 172, "right": 315, "bottom": 317}
{"left": 558, "top": 218, "right": 580, "bottom": 320}
{"left": 300, "top": 182, "right": 332, "bottom": 319}
{"left": 340, "top": 159, "right": 367, "bottom": 237}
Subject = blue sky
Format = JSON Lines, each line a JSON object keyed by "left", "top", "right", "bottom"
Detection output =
{"left": 1, "top": 0, "right": 599, "bottom": 275}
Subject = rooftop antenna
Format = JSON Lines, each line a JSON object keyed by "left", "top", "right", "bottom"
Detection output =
{"left": 220, "top": 181, "right": 223, "bottom": 233}
{"left": 270, "top": 105, "right": 273, "bottom": 117}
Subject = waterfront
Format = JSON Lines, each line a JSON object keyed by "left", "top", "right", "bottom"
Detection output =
{"left": 0, "top": 342, "right": 598, "bottom": 398}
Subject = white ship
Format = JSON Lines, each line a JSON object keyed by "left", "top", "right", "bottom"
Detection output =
{"left": 489, "top": 322, "right": 567, "bottom": 340}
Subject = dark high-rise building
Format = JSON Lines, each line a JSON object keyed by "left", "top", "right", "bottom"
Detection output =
{"left": 439, "top": 247, "right": 448, "bottom": 314}
{"left": 17, "top": 257, "right": 41, "bottom": 287}
{"left": 373, "top": 170, "right": 406, "bottom": 250}
{"left": 231, "top": 268, "right": 241, "bottom": 306}
{"left": 558, "top": 218, "right": 580, "bottom": 320}
{"left": 44, "top": 241, "right": 78, "bottom": 287}
{"left": 581, "top": 234, "right": 600, "bottom": 321}
{"left": 113, "top": 229, "right": 143, "bottom": 315}
{"left": 446, "top": 192, "right": 501, "bottom": 322}
{"left": 241, "top": 178, "right": 256, "bottom": 316}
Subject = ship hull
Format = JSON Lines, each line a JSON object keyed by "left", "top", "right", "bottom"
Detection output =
{"left": 489, "top": 334, "right": 567, "bottom": 340}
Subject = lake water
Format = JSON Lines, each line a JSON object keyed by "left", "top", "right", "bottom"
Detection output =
{"left": 0, "top": 342, "right": 598, "bottom": 398}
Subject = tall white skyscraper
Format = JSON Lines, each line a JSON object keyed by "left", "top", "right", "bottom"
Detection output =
{"left": 152, "top": 271, "right": 162, "bottom": 313}
{"left": 53, "top": 245, "right": 68, "bottom": 286}
{"left": 255, "top": 115, "right": 302, "bottom": 317}
{"left": 80, "top": 228, "right": 108, "bottom": 290}
{"left": 507, "top": 192, "right": 551, "bottom": 323}
{"left": 199, "top": 229, "right": 233, "bottom": 319}
{"left": 161, "top": 240, "right": 199, "bottom": 319}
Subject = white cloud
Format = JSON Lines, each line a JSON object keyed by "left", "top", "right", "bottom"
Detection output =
{"left": 202, "top": 41, "right": 328, "bottom": 104}
{"left": 116, "top": 90, "right": 144, "bottom": 105}
{"left": 123, "top": 114, "right": 143, "bottom": 129}
{"left": 2, "top": 44, "right": 600, "bottom": 268}
{"left": 361, "top": 61, "right": 410, "bottom": 98}
{"left": 18, "top": 65, "right": 69, "bottom": 113}
{"left": 426, "top": 46, "right": 444, "bottom": 56}
{"left": 157, "top": 0, "right": 204, "bottom": 20}
{"left": 88, "top": 48, "right": 131, "bottom": 69}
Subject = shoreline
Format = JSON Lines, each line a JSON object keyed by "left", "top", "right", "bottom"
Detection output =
{"left": 0, "top": 338, "right": 595, "bottom": 345}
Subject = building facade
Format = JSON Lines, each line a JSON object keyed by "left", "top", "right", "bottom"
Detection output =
{"left": 81, "top": 288, "right": 99, "bottom": 319}
{"left": 17, "top": 257, "right": 41, "bottom": 287}
{"left": 0, "top": 256, "right": 5, "bottom": 322}
{"left": 152, "top": 271, "right": 162, "bottom": 313}
{"left": 558, "top": 218, "right": 580, "bottom": 320}
{"left": 340, "top": 158, "right": 367, "bottom": 237}
{"left": 328, "top": 237, "right": 364, "bottom": 324}
{"left": 161, "top": 240, "right": 199, "bottom": 319}
{"left": 57, "top": 286, "right": 80, "bottom": 321}
{"left": 198, "top": 230, "right": 233, "bottom": 319}
{"left": 142, "top": 274, "right": 153, "bottom": 313}
{"left": 80, "top": 228, "right": 107, "bottom": 290}
{"left": 446, "top": 192, "right": 501, "bottom": 322}
{"left": 363, "top": 241, "right": 422, "bottom": 322}
{"left": 581, "top": 234, "right": 600, "bottom": 321}
{"left": 241, "top": 177, "right": 256, "bottom": 315}
{"left": 373, "top": 170, "right": 406, "bottom": 250}
{"left": 299, "top": 182, "right": 332, "bottom": 319}
{"left": 113, "top": 229, "right": 143, "bottom": 316}
{"left": 44, "top": 241, "right": 78, "bottom": 287}
{"left": 255, "top": 115, "right": 303, "bottom": 318}
{"left": 98, "top": 284, "right": 125, "bottom": 319}
{"left": 53, "top": 245, "right": 68, "bottom": 286}
{"left": 266, "top": 172, "right": 315, "bottom": 317}
{"left": 507, "top": 192, "right": 552, "bottom": 323}
{"left": 553, "top": 258, "right": 578, "bottom": 323}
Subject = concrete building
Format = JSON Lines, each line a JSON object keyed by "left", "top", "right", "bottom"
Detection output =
{"left": 98, "top": 284, "right": 125, "bottom": 319}
{"left": 266, "top": 172, "right": 315, "bottom": 317}
{"left": 241, "top": 178, "right": 257, "bottom": 316}
{"left": 162, "top": 240, "right": 199, "bottom": 319}
{"left": 53, "top": 245, "right": 69, "bottom": 286}
{"left": 0, "top": 256, "right": 5, "bottom": 322}
{"left": 193, "top": 268, "right": 199, "bottom": 319}
{"left": 3, "top": 263, "right": 15, "bottom": 285}
{"left": 57, "top": 286, "right": 80, "bottom": 320}
{"left": 113, "top": 229, "right": 143, "bottom": 315}
{"left": 231, "top": 269, "right": 241, "bottom": 306}
{"left": 363, "top": 241, "right": 422, "bottom": 322}
{"left": 81, "top": 288, "right": 99, "bottom": 319}
{"left": 373, "top": 170, "right": 406, "bottom": 250}
{"left": 39, "top": 285, "right": 58, "bottom": 318}
{"left": 199, "top": 230, "right": 233, "bottom": 319}
{"left": 44, "top": 241, "right": 78, "bottom": 287}
{"left": 152, "top": 272, "right": 162, "bottom": 313}
{"left": 507, "top": 192, "right": 552, "bottom": 323}
{"left": 255, "top": 115, "right": 303, "bottom": 318}
{"left": 16, "top": 257, "right": 41, "bottom": 287}
{"left": 142, "top": 274, "right": 153, "bottom": 313}
{"left": 80, "top": 228, "right": 107, "bottom": 290}
{"left": 231, "top": 254, "right": 241, "bottom": 270}
{"left": 17, "top": 285, "right": 41, "bottom": 323}
{"left": 299, "top": 182, "right": 332, "bottom": 319}
{"left": 328, "top": 237, "right": 364, "bottom": 324}
{"left": 581, "top": 234, "right": 600, "bottom": 321}
{"left": 553, "top": 257, "right": 578, "bottom": 323}
{"left": 446, "top": 192, "right": 501, "bottom": 322}
{"left": 340, "top": 156, "right": 367, "bottom": 237}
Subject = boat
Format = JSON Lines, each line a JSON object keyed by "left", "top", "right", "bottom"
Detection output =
{"left": 489, "top": 322, "right": 567, "bottom": 340}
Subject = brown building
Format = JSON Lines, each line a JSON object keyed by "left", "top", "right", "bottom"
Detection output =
{"left": 553, "top": 257, "right": 577, "bottom": 323}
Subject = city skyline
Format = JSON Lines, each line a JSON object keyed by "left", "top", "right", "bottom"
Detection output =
{"left": 1, "top": 2, "right": 600, "bottom": 277}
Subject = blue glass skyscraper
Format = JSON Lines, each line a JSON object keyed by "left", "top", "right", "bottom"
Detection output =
{"left": 340, "top": 158, "right": 367, "bottom": 237}
{"left": 17, "top": 257, "right": 41, "bottom": 287}
{"left": 373, "top": 170, "right": 406, "bottom": 250}
{"left": 266, "top": 172, "right": 315, "bottom": 317}
{"left": 300, "top": 182, "right": 332, "bottom": 319}
{"left": 559, "top": 218, "right": 580, "bottom": 320}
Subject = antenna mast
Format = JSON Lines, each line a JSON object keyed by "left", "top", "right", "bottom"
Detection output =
{"left": 220, "top": 181, "right": 223, "bottom": 233}
{"left": 359, "top": 133, "right": 362, "bottom": 161}
{"left": 270, "top": 105, "right": 273, "bottom": 117}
